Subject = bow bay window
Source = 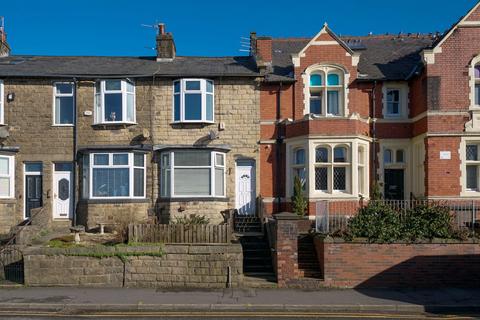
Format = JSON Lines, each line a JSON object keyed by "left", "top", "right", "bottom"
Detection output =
{"left": 82, "top": 152, "right": 145, "bottom": 199}
{"left": 292, "top": 148, "right": 306, "bottom": 191}
{"left": 94, "top": 80, "right": 135, "bottom": 124}
{"left": 0, "top": 80, "right": 4, "bottom": 124}
{"left": 308, "top": 67, "right": 344, "bottom": 116}
{"left": 161, "top": 150, "right": 225, "bottom": 198}
{"left": 0, "top": 155, "right": 14, "bottom": 198}
{"left": 53, "top": 82, "right": 74, "bottom": 125}
{"left": 173, "top": 79, "right": 214, "bottom": 123}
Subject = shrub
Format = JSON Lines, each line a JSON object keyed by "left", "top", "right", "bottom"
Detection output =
{"left": 403, "top": 204, "right": 454, "bottom": 241}
{"left": 173, "top": 214, "right": 210, "bottom": 225}
{"left": 291, "top": 175, "right": 308, "bottom": 216}
{"left": 347, "top": 202, "right": 402, "bottom": 243}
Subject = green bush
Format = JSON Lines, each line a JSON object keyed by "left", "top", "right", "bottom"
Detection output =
{"left": 347, "top": 202, "right": 402, "bottom": 243}
{"left": 173, "top": 214, "right": 210, "bottom": 225}
{"left": 291, "top": 175, "right": 307, "bottom": 216}
{"left": 403, "top": 204, "right": 454, "bottom": 241}
{"left": 343, "top": 202, "right": 462, "bottom": 243}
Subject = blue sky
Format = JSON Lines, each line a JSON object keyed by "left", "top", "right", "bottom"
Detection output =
{"left": 1, "top": 0, "right": 478, "bottom": 57}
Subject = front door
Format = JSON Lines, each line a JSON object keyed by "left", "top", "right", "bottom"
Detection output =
{"left": 235, "top": 160, "right": 256, "bottom": 215}
{"left": 384, "top": 169, "right": 404, "bottom": 200}
{"left": 53, "top": 164, "right": 73, "bottom": 219}
{"left": 25, "top": 175, "right": 42, "bottom": 219}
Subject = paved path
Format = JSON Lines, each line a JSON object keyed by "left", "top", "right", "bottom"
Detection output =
{"left": 0, "top": 287, "right": 478, "bottom": 315}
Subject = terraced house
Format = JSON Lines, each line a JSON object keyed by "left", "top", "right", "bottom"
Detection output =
{"left": 0, "top": 24, "right": 260, "bottom": 234}
{"left": 257, "top": 1, "right": 480, "bottom": 217}
{"left": 2, "top": 1, "right": 480, "bottom": 235}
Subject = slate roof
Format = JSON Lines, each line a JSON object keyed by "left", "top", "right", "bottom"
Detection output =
{"left": 0, "top": 55, "right": 259, "bottom": 78}
{"left": 268, "top": 35, "right": 436, "bottom": 82}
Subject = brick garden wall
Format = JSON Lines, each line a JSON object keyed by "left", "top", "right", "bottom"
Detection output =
{"left": 24, "top": 243, "right": 243, "bottom": 288}
{"left": 315, "top": 236, "right": 480, "bottom": 288}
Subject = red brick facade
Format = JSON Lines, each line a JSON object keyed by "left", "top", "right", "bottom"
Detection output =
{"left": 257, "top": 3, "right": 480, "bottom": 217}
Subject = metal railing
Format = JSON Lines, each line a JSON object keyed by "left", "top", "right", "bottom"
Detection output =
{"left": 315, "top": 199, "right": 480, "bottom": 236}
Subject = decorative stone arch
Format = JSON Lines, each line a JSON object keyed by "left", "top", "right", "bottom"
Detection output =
{"left": 301, "top": 63, "right": 350, "bottom": 117}
{"left": 465, "top": 54, "right": 480, "bottom": 132}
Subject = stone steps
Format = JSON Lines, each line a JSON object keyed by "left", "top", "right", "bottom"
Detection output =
{"left": 297, "top": 235, "right": 322, "bottom": 280}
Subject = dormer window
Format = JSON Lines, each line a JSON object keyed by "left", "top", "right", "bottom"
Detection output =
{"left": 94, "top": 79, "right": 135, "bottom": 124}
{"left": 173, "top": 79, "right": 214, "bottom": 123}
{"left": 307, "top": 67, "right": 345, "bottom": 116}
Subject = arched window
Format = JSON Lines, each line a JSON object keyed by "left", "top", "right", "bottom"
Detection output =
{"left": 384, "top": 149, "right": 392, "bottom": 164}
{"left": 475, "top": 66, "right": 480, "bottom": 106}
{"left": 396, "top": 149, "right": 405, "bottom": 163}
{"left": 308, "top": 66, "right": 345, "bottom": 116}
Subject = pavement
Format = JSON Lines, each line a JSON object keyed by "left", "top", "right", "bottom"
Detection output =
{"left": 0, "top": 287, "right": 478, "bottom": 317}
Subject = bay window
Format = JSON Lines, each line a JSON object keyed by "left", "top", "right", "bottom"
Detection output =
{"left": 0, "top": 155, "right": 14, "bottom": 198}
{"left": 94, "top": 79, "right": 135, "bottom": 124}
{"left": 83, "top": 152, "right": 145, "bottom": 199}
{"left": 53, "top": 82, "right": 74, "bottom": 125}
{"left": 314, "top": 145, "right": 350, "bottom": 193}
{"left": 307, "top": 67, "right": 344, "bottom": 116}
{"left": 466, "top": 144, "right": 480, "bottom": 191}
{"left": 161, "top": 150, "right": 225, "bottom": 198}
{"left": 173, "top": 79, "right": 214, "bottom": 123}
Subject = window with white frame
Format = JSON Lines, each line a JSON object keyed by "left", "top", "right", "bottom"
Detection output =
{"left": 383, "top": 85, "right": 408, "bottom": 118}
{"left": 173, "top": 79, "right": 214, "bottom": 123}
{"left": 466, "top": 144, "right": 480, "bottom": 191}
{"left": 308, "top": 67, "right": 344, "bottom": 116}
{"left": 475, "top": 66, "right": 480, "bottom": 106}
{"left": 161, "top": 150, "right": 225, "bottom": 198}
{"left": 53, "top": 82, "right": 74, "bottom": 125}
{"left": 94, "top": 80, "right": 135, "bottom": 124}
{"left": 83, "top": 152, "right": 145, "bottom": 199}
{"left": 358, "top": 145, "right": 366, "bottom": 195}
{"left": 0, "top": 155, "right": 14, "bottom": 198}
{"left": 292, "top": 148, "right": 306, "bottom": 191}
{"left": 314, "top": 145, "right": 350, "bottom": 193}
{"left": 0, "top": 80, "right": 4, "bottom": 124}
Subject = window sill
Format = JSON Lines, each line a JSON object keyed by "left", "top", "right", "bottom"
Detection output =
{"left": 170, "top": 121, "right": 215, "bottom": 128}
{"left": 52, "top": 124, "right": 74, "bottom": 127}
{"left": 80, "top": 198, "right": 150, "bottom": 204}
{"left": 0, "top": 198, "right": 16, "bottom": 203}
{"left": 159, "top": 197, "right": 229, "bottom": 203}
{"left": 92, "top": 122, "right": 137, "bottom": 130}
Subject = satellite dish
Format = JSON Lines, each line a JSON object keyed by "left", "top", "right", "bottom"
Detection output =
{"left": 0, "top": 127, "right": 9, "bottom": 139}
{"left": 208, "top": 130, "right": 218, "bottom": 140}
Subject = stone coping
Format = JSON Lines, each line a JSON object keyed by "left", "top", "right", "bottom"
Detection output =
{"left": 23, "top": 243, "right": 242, "bottom": 256}
{"left": 314, "top": 235, "right": 480, "bottom": 244}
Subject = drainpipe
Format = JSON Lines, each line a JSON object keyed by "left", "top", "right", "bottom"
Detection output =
{"left": 72, "top": 77, "right": 78, "bottom": 227}
{"left": 275, "top": 83, "right": 283, "bottom": 212}
{"left": 372, "top": 80, "right": 378, "bottom": 188}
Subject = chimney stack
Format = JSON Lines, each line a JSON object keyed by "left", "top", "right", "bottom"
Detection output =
{"left": 156, "top": 23, "right": 175, "bottom": 61}
{"left": 0, "top": 17, "right": 10, "bottom": 57}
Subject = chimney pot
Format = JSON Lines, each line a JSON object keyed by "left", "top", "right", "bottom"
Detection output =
{"left": 158, "top": 23, "right": 165, "bottom": 35}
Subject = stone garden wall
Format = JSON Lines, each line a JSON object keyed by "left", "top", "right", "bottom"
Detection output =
{"left": 23, "top": 243, "right": 243, "bottom": 288}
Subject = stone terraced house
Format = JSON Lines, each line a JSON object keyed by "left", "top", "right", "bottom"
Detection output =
{"left": 0, "top": 24, "right": 260, "bottom": 234}
{"left": 2, "top": 2, "right": 480, "bottom": 234}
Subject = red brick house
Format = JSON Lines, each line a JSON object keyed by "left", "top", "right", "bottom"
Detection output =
{"left": 256, "top": 1, "right": 480, "bottom": 218}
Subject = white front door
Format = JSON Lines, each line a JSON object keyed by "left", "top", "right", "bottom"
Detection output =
{"left": 235, "top": 160, "right": 256, "bottom": 215}
{"left": 53, "top": 166, "right": 73, "bottom": 219}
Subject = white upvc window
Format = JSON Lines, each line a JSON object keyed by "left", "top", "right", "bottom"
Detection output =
{"left": 314, "top": 145, "right": 351, "bottom": 193}
{"left": 358, "top": 145, "right": 367, "bottom": 196}
{"left": 161, "top": 150, "right": 226, "bottom": 198}
{"left": 173, "top": 79, "right": 214, "bottom": 123}
{"left": 53, "top": 82, "right": 74, "bottom": 125}
{"left": 0, "top": 155, "right": 14, "bottom": 198}
{"left": 307, "top": 66, "right": 345, "bottom": 116}
{"left": 94, "top": 79, "right": 135, "bottom": 124}
{"left": 85, "top": 152, "right": 145, "bottom": 199}
{"left": 383, "top": 83, "right": 408, "bottom": 118}
{"left": 0, "top": 80, "right": 4, "bottom": 125}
